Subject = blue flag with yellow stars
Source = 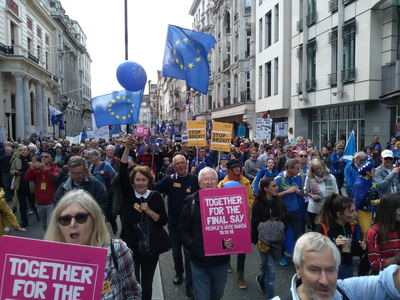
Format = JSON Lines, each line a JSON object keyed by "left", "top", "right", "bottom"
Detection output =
{"left": 162, "top": 25, "right": 216, "bottom": 94}
{"left": 90, "top": 89, "right": 143, "bottom": 128}
{"left": 49, "top": 104, "right": 64, "bottom": 129}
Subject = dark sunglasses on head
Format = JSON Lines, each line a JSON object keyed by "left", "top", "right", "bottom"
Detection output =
{"left": 57, "top": 213, "right": 90, "bottom": 226}
{"left": 384, "top": 157, "right": 394, "bottom": 161}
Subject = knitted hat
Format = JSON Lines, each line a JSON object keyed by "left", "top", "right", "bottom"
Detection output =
{"left": 358, "top": 161, "right": 374, "bottom": 175}
{"left": 220, "top": 154, "right": 230, "bottom": 161}
{"left": 374, "top": 145, "right": 381, "bottom": 151}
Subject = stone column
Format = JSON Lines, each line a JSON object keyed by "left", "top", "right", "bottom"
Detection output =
{"left": 23, "top": 76, "right": 32, "bottom": 138}
{"left": 41, "top": 84, "right": 48, "bottom": 136}
{"left": 35, "top": 82, "right": 43, "bottom": 135}
{"left": 14, "top": 73, "right": 25, "bottom": 139}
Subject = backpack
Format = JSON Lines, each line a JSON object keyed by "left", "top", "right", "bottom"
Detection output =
{"left": 319, "top": 222, "right": 355, "bottom": 238}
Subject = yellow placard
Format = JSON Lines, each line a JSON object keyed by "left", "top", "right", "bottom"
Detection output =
{"left": 210, "top": 122, "right": 232, "bottom": 152}
{"left": 187, "top": 120, "right": 207, "bottom": 147}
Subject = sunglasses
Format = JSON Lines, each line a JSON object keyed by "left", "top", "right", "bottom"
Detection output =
{"left": 221, "top": 158, "right": 228, "bottom": 161}
{"left": 299, "top": 155, "right": 307, "bottom": 158}
{"left": 384, "top": 157, "right": 394, "bottom": 161}
{"left": 57, "top": 213, "right": 90, "bottom": 226}
{"left": 40, "top": 156, "right": 50, "bottom": 159}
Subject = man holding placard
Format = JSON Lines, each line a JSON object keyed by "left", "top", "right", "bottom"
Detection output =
{"left": 179, "top": 167, "right": 233, "bottom": 300}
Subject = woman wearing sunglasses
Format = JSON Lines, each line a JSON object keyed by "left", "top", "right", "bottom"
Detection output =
{"left": 215, "top": 154, "right": 229, "bottom": 182}
{"left": 374, "top": 150, "right": 400, "bottom": 198}
{"left": 44, "top": 189, "right": 142, "bottom": 299}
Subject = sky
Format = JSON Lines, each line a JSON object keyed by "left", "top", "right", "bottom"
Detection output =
{"left": 59, "top": 0, "right": 193, "bottom": 98}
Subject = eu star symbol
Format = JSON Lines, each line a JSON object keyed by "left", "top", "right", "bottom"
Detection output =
{"left": 175, "top": 40, "right": 180, "bottom": 45}
{"left": 117, "top": 96, "right": 121, "bottom": 99}
{"left": 122, "top": 116, "right": 126, "bottom": 120}
{"left": 196, "top": 57, "right": 201, "bottom": 62}
{"left": 188, "top": 63, "right": 194, "bottom": 68}
{"left": 112, "top": 99, "right": 116, "bottom": 103}
{"left": 183, "top": 38, "right": 188, "bottom": 42}
{"left": 116, "top": 115, "right": 120, "bottom": 119}
{"left": 176, "top": 58, "right": 179, "bottom": 64}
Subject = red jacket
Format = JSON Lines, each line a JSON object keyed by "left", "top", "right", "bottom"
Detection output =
{"left": 26, "top": 164, "right": 60, "bottom": 205}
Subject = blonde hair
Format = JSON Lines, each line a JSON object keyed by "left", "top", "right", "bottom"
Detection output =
{"left": 307, "top": 159, "right": 329, "bottom": 178}
{"left": 44, "top": 190, "right": 110, "bottom": 247}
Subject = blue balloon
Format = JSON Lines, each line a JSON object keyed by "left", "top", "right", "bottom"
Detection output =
{"left": 221, "top": 181, "right": 242, "bottom": 188}
{"left": 116, "top": 61, "right": 147, "bottom": 91}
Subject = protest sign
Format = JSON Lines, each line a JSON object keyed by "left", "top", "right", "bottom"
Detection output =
{"left": 255, "top": 118, "right": 272, "bottom": 142}
{"left": 275, "top": 122, "right": 288, "bottom": 138}
{"left": 87, "top": 131, "right": 94, "bottom": 139}
{"left": 175, "top": 134, "right": 182, "bottom": 143}
{"left": 238, "top": 126, "right": 246, "bottom": 137}
{"left": 210, "top": 122, "right": 232, "bottom": 152}
{"left": 0, "top": 235, "right": 107, "bottom": 300}
{"left": 199, "top": 187, "right": 252, "bottom": 257}
{"left": 135, "top": 126, "right": 144, "bottom": 137}
{"left": 187, "top": 120, "right": 206, "bottom": 147}
{"left": 66, "top": 135, "right": 81, "bottom": 145}
{"left": 182, "top": 134, "right": 188, "bottom": 143}
{"left": 143, "top": 127, "right": 150, "bottom": 138}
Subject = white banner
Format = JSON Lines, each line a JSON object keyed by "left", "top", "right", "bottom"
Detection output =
{"left": 66, "top": 135, "right": 81, "bottom": 145}
{"left": 91, "top": 113, "right": 109, "bottom": 140}
{"left": 255, "top": 118, "right": 272, "bottom": 142}
{"left": 275, "top": 122, "right": 288, "bottom": 138}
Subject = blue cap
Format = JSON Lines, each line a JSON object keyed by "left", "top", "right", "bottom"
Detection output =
{"left": 220, "top": 154, "right": 230, "bottom": 161}
{"left": 374, "top": 145, "right": 381, "bottom": 151}
{"left": 358, "top": 161, "right": 374, "bottom": 175}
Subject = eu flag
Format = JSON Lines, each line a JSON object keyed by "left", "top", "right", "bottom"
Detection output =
{"left": 162, "top": 25, "right": 216, "bottom": 94}
{"left": 90, "top": 89, "right": 143, "bottom": 128}
{"left": 161, "top": 121, "right": 166, "bottom": 134}
{"left": 49, "top": 105, "right": 64, "bottom": 129}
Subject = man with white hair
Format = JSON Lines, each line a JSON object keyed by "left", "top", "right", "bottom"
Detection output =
{"left": 344, "top": 151, "right": 366, "bottom": 197}
{"left": 274, "top": 232, "right": 400, "bottom": 299}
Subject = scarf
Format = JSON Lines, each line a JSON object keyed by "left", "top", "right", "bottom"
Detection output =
{"left": 308, "top": 172, "right": 334, "bottom": 199}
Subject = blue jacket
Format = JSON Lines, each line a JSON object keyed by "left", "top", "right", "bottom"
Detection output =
{"left": 275, "top": 265, "right": 400, "bottom": 300}
{"left": 331, "top": 152, "right": 346, "bottom": 174}
{"left": 275, "top": 171, "right": 303, "bottom": 212}
{"left": 253, "top": 168, "right": 278, "bottom": 194}
{"left": 344, "top": 161, "right": 359, "bottom": 194}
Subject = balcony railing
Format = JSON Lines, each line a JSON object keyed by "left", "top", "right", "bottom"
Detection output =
{"left": 213, "top": 102, "right": 216, "bottom": 109}
{"left": 223, "top": 96, "right": 230, "bottom": 106}
{"left": 234, "top": 55, "right": 239, "bottom": 62}
{"left": 0, "top": 43, "right": 14, "bottom": 55}
{"left": 328, "top": 0, "right": 338, "bottom": 12}
{"left": 240, "top": 90, "right": 251, "bottom": 102}
{"left": 296, "top": 82, "right": 302, "bottom": 94}
{"left": 233, "top": 97, "right": 238, "bottom": 104}
{"left": 28, "top": 53, "right": 39, "bottom": 64}
{"left": 328, "top": 73, "right": 337, "bottom": 86}
{"left": 226, "top": 27, "right": 231, "bottom": 34}
{"left": 341, "top": 67, "right": 356, "bottom": 83}
{"left": 306, "top": 11, "right": 317, "bottom": 26}
{"left": 223, "top": 57, "right": 230, "bottom": 70}
{"left": 245, "top": 6, "right": 251, "bottom": 14}
{"left": 296, "top": 19, "right": 303, "bottom": 32}
{"left": 306, "top": 78, "right": 316, "bottom": 91}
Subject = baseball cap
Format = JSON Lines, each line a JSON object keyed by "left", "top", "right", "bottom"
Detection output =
{"left": 381, "top": 149, "right": 393, "bottom": 159}
{"left": 227, "top": 159, "right": 241, "bottom": 168}
{"left": 54, "top": 143, "right": 62, "bottom": 149}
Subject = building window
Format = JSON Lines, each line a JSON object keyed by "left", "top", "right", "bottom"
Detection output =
{"left": 342, "top": 19, "right": 356, "bottom": 83}
{"left": 259, "top": 18, "right": 263, "bottom": 52}
{"left": 297, "top": 44, "right": 303, "bottom": 94}
{"left": 306, "top": 39, "right": 316, "bottom": 91}
{"left": 37, "top": 26, "right": 42, "bottom": 39}
{"left": 245, "top": 0, "right": 251, "bottom": 14}
{"left": 11, "top": 94, "right": 16, "bottom": 110}
{"left": 246, "top": 71, "right": 250, "bottom": 93}
{"left": 27, "top": 17, "right": 32, "bottom": 30}
{"left": 10, "top": 22, "right": 15, "bottom": 45}
{"left": 246, "top": 29, "right": 251, "bottom": 57}
{"left": 259, "top": 66, "right": 263, "bottom": 99}
{"left": 30, "top": 96, "right": 34, "bottom": 125}
{"left": 226, "top": 13, "right": 231, "bottom": 34}
{"left": 307, "top": 0, "right": 317, "bottom": 27}
{"left": 27, "top": 37, "right": 32, "bottom": 54}
{"left": 45, "top": 35, "right": 49, "bottom": 46}
{"left": 265, "top": 61, "right": 271, "bottom": 97}
{"left": 328, "top": 28, "right": 338, "bottom": 86}
{"left": 274, "top": 57, "right": 279, "bottom": 95}
{"left": 48, "top": 100, "right": 51, "bottom": 126}
{"left": 37, "top": 45, "right": 41, "bottom": 59}
{"left": 45, "top": 52, "right": 48, "bottom": 70}
{"left": 275, "top": 4, "right": 279, "bottom": 42}
{"left": 208, "top": 91, "right": 212, "bottom": 110}
{"left": 265, "top": 11, "right": 271, "bottom": 48}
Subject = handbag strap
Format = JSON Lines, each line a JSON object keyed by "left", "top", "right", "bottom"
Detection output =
{"left": 110, "top": 239, "right": 119, "bottom": 271}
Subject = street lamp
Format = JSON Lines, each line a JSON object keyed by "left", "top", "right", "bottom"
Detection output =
{"left": 5, "top": 113, "right": 10, "bottom": 141}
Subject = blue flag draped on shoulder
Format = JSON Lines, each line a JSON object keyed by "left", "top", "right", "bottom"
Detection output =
{"left": 162, "top": 25, "right": 216, "bottom": 94}
{"left": 343, "top": 131, "right": 356, "bottom": 163}
{"left": 49, "top": 105, "right": 64, "bottom": 130}
{"left": 90, "top": 89, "right": 143, "bottom": 128}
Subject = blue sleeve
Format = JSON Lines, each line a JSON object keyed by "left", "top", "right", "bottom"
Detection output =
{"left": 338, "top": 265, "right": 400, "bottom": 299}
{"left": 253, "top": 169, "right": 264, "bottom": 194}
{"left": 275, "top": 176, "right": 283, "bottom": 191}
{"left": 344, "top": 164, "right": 353, "bottom": 188}
{"left": 190, "top": 157, "right": 196, "bottom": 168}
{"left": 153, "top": 176, "right": 170, "bottom": 194}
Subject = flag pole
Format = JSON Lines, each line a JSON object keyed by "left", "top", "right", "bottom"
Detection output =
{"left": 124, "top": 0, "right": 130, "bottom": 134}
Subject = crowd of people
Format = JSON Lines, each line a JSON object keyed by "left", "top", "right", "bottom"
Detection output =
{"left": 0, "top": 133, "right": 400, "bottom": 299}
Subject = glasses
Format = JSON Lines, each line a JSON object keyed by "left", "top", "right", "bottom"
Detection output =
{"left": 337, "top": 148, "right": 344, "bottom": 150}
{"left": 384, "top": 157, "right": 394, "bottom": 161}
{"left": 202, "top": 178, "right": 218, "bottom": 183}
{"left": 57, "top": 213, "right": 90, "bottom": 226}
{"left": 299, "top": 155, "right": 307, "bottom": 158}
{"left": 174, "top": 162, "right": 186, "bottom": 166}
{"left": 221, "top": 158, "right": 228, "bottom": 161}
{"left": 70, "top": 171, "right": 85, "bottom": 177}
{"left": 40, "top": 156, "right": 50, "bottom": 159}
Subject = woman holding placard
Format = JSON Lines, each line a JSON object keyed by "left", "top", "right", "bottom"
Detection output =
{"left": 44, "top": 189, "right": 142, "bottom": 299}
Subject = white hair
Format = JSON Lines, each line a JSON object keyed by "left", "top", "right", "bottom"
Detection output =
{"left": 198, "top": 167, "right": 218, "bottom": 182}
{"left": 293, "top": 232, "right": 341, "bottom": 270}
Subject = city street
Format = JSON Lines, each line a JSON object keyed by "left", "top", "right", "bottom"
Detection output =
{"left": 6, "top": 201, "right": 296, "bottom": 300}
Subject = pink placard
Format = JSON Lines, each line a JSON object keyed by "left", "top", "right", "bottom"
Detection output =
{"left": 136, "top": 125, "right": 144, "bottom": 137}
{"left": 143, "top": 127, "right": 150, "bottom": 137}
{"left": 0, "top": 235, "right": 107, "bottom": 300}
{"left": 199, "top": 187, "right": 252, "bottom": 256}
